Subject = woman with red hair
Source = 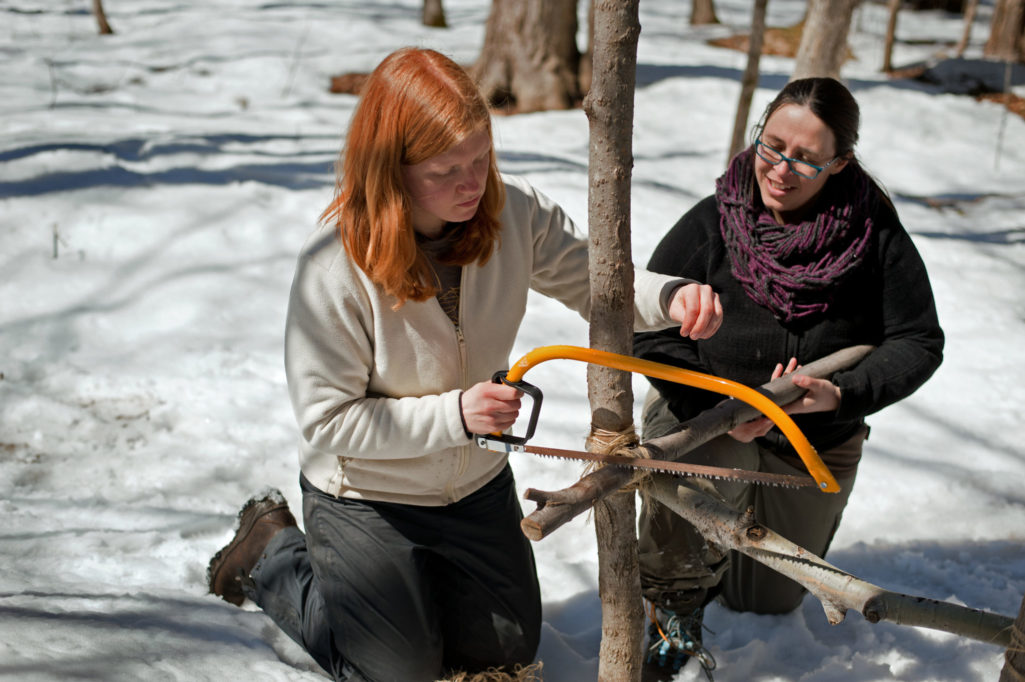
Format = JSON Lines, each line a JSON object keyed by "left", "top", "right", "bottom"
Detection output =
{"left": 207, "top": 47, "right": 723, "bottom": 681}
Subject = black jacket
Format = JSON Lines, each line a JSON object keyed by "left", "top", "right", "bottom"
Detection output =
{"left": 634, "top": 192, "right": 944, "bottom": 459}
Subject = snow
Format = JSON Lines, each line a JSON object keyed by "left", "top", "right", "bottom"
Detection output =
{"left": 1, "top": 1, "right": 1023, "bottom": 680}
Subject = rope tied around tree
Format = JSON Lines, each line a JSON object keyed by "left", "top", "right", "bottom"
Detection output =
{"left": 584, "top": 425, "right": 643, "bottom": 492}
{"left": 1005, "top": 618, "right": 1025, "bottom": 682}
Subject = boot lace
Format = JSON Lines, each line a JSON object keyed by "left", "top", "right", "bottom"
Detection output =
{"left": 646, "top": 601, "right": 717, "bottom": 681}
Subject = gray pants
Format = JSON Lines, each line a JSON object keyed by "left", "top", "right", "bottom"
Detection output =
{"left": 637, "top": 389, "right": 862, "bottom": 615}
{"left": 245, "top": 466, "right": 542, "bottom": 681}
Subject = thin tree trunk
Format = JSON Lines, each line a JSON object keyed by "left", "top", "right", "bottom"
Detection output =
{"left": 792, "top": 0, "right": 859, "bottom": 80}
{"left": 955, "top": 0, "right": 980, "bottom": 57}
{"left": 690, "top": 0, "right": 720, "bottom": 25}
{"left": 881, "top": 0, "right": 901, "bottom": 72}
{"left": 1000, "top": 592, "right": 1025, "bottom": 680}
{"left": 585, "top": 2, "right": 643, "bottom": 679}
{"left": 422, "top": 0, "right": 447, "bottom": 28}
{"left": 984, "top": 0, "right": 1025, "bottom": 61}
{"left": 579, "top": 0, "right": 595, "bottom": 98}
{"left": 93, "top": 0, "right": 114, "bottom": 34}
{"left": 728, "top": 0, "right": 768, "bottom": 160}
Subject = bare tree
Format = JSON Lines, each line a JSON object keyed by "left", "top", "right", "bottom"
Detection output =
{"left": 93, "top": 0, "right": 114, "bottom": 34}
{"left": 691, "top": 0, "right": 720, "bottom": 25}
{"left": 579, "top": 0, "right": 595, "bottom": 100}
{"left": 984, "top": 0, "right": 1025, "bottom": 61}
{"left": 422, "top": 0, "right": 447, "bottom": 28}
{"left": 472, "top": 0, "right": 582, "bottom": 113}
{"left": 791, "top": 0, "right": 860, "bottom": 80}
{"left": 728, "top": 0, "right": 769, "bottom": 160}
{"left": 956, "top": 0, "right": 980, "bottom": 57}
{"left": 1001, "top": 592, "right": 1025, "bottom": 680}
{"left": 881, "top": 0, "right": 901, "bottom": 72}
{"left": 585, "top": 1, "right": 643, "bottom": 678}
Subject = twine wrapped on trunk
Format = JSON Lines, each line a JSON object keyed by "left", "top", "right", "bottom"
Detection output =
{"left": 584, "top": 425, "right": 641, "bottom": 491}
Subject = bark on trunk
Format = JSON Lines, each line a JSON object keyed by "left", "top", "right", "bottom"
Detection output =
{"left": 1000, "top": 591, "right": 1025, "bottom": 680}
{"left": 585, "top": 2, "right": 643, "bottom": 679}
{"left": 791, "top": 0, "right": 859, "bottom": 80}
{"left": 93, "top": 0, "right": 114, "bottom": 35}
{"left": 690, "top": 0, "right": 720, "bottom": 25}
{"left": 728, "top": 0, "right": 768, "bottom": 160}
{"left": 579, "top": 0, "right": 595, "bottom": 100}
{"left": 472, "top": 0, "right": 581, "bottom": 113}
{"left": 881, "top": 0, "right": 901, "bottom": 72}
{"left": 422, "top": 0, "right": 447, "bottom": 28}
{"left": 955, "top": 0, "right": 980, "bottom": 57}
{"left": 984, "top": 0, "right": 1025, "bottom": 62}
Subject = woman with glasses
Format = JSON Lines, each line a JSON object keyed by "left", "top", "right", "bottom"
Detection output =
{"left": 633, "top": 77, "right": 944, "bottom": 681}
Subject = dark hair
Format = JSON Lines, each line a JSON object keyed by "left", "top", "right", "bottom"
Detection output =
{"left": 753, "top": 77, "right": 860, "bottom": 159}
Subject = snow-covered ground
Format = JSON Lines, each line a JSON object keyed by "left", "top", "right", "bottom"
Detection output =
{"left": 1, "top": 1, "right": 1023, "bottom": 680}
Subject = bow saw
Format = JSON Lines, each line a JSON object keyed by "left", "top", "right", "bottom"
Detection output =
{"left": 475, "top": 345, "right": 840, "bottom": 493}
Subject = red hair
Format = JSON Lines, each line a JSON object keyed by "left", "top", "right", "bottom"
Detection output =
{"left": 320, "top": 47, "right": 505, "bottom": 307}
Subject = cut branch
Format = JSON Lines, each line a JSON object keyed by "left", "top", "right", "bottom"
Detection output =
{"left": 645, "top": 475, "right": 1014, "bottom": 647}
{"left": 521, "top": 344, "right": 874, "bottom": 541}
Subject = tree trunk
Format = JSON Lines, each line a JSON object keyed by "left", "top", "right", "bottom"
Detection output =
{"left": 984, "top": 0, "right": 1025, "bottom": 62}
{"left": 579, "top": 0, "right": 595, "bottom": 99}
{"left": 881, "top": 0, "right": 901, "bottom": 72}
{"left": 585, "top": 2, "right": 643, "bottom": 680}
{"left": 93, "top": 0, "right": 114, "bottom": 35}
{"left": 791, "top": 0, "right": 860, "bottom": 80}
{"left": 1001, "top": 591, "right": 1025, "bottom": 680}
{"left": 728, "top": 0, "right": 768, "bottom": 160}
{"left": 690, "top": 0, "right": 720, "bottom": 25}
{"left": 472, "top": 0, "right": 581, "bottom": 113}
{"left": 422, "top": 0, "right": 447, "bottom": 28}
{"left": 955, "top": 0, "right": 980, "bottom": 57}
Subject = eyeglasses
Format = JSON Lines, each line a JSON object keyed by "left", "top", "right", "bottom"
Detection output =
{"left": 754, "top": 138, "right": 838, "bottom": 180}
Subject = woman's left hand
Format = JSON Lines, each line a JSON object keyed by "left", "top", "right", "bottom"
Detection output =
{"left": 668, "top": 283, "right": 723, "bottom": 340}
{"left": 784, "top": 372, "right": 841, "bottom": 416}
{"left": 728, "top": 358, "right": 841, "bottom": 442}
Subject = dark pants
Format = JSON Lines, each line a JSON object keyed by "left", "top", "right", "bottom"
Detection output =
{"left": 637, "top": 388, "right": 863, "bottom": 615}
{"left": 245, "top": 465, "right": 542, "bottom": 682}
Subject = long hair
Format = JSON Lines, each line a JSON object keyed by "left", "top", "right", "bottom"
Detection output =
{"left": 320, "top": 48, "right": 505, "bottom": 307}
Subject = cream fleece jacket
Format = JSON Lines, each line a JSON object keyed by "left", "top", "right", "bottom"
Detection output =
{"left": 285, "top": 175, "right": 690, "bottom": 505}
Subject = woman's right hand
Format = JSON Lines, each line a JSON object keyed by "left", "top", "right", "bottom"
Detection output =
{"left": 460, "top": 381, "right": 523, "bottom": 435}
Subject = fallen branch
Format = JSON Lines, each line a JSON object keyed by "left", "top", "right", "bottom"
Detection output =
{"left": 646, "top": 475, "right": 1014, "bottom": 647}
{"left": 521, "top": 345, "right": 874, "bottom": 541}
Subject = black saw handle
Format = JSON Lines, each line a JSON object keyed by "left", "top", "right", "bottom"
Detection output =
{"left": 474, "top": 371, "right": 543, "bottom": 446}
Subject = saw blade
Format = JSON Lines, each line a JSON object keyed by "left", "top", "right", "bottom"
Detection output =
{"left": 478, "top": 437, "right": 817, "bottom": 489}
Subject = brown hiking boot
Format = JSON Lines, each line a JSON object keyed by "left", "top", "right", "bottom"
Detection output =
{"left": 207, "top": 489, "right": 297, "bottom": 606}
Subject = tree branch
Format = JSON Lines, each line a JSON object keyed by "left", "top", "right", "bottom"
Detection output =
{"left": 521, "top": 345, "right": 874, "bottom": 541}
{"left": 645, "top": 475, "right": 1014, "bottom": 647}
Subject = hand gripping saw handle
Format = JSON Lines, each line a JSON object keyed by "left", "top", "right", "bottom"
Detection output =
{"left": 479, "top": 344, "right": 840, "bottom": 493}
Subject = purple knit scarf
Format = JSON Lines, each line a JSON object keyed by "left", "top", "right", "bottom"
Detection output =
{"left": 715, "top": 149, "right": 875, "bottom": 323}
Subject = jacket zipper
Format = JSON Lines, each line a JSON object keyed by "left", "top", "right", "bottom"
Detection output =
{"left": 445, "top": 269, "right": 471, "bottom": 503}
